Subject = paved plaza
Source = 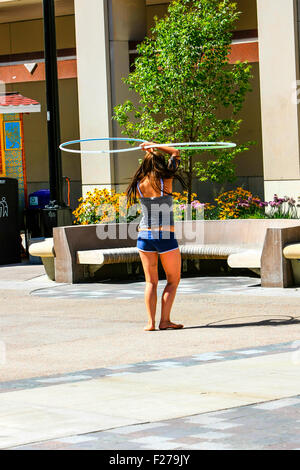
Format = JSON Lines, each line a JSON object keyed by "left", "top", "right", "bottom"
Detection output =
{"left": 0, "top": 263, "right": 300, "bottom": 450}
{"left": 10, "top": 395, "right": 300, "bottom": 451}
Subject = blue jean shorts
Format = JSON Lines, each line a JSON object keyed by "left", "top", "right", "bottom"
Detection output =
{"left": 137, "top": 231, "right": 179, "bottom": 254}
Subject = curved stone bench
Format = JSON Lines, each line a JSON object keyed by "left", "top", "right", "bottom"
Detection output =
{"left": 283, "top": 243, "right": 300, "bottom": 284}
{"left": 77, "top": 247, "right": 141, "bottom": 266}
{"left": 181, "top": 244, "right": 241, "bottom": 259}
{"left": 283, "top": 243, "right": 300, "bottom": 259}
{"left": 76, "top": 244, "right": 242, "bottom": 266}
{"left": 32, "top": 238, "right": 244, "bottom": 281}
{"left": 42, "top": 220, "right": 300, "bottom": 284}
{"left": 28, "top": 238, "right": 55, "bottom": 281}
{"left": 227, "top": 249, "right": 262, "bottom": 275}
{"left": 75, "top": 243, "right": 244, "bottom": 280}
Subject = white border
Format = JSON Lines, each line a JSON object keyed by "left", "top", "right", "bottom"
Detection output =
{"left": 0, "top": 104, "right": 41, "bottom": 114}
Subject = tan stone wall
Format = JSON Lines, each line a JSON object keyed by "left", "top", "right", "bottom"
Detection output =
{"left": 74, "top": 0, "right": 147, "bottom": 196}
{"left": 6, "top": 78, "right": 80, "bottom": 188}
{"left": 236, "top": 0, "right": 257, "bottom": 30}
{"left": 0, "top": 23, "right": 11, "bottom": 55}
{"left": 0, "top": 15, "right": 76, "bottom": 54}
{"left": 146, "top": 0, "right": 257, "bottom": 34}
{"left": 0, "top": 4, "right": 262, "bottom": 204}
{"left": 142, "top": 0, "right": 263, "bottom": 190}
{"left": 146, "top": 4, "right": 168, "bottom": 35}
{"left": 234, "top": 62, "right": 263, "bottom": 178}
{"left": 0, "top": 15, "right": 81, "bottom": 206}
{"left": 257, "top": 0, "right": 300, "bottom": 203}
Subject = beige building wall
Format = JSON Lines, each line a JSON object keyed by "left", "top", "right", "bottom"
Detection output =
{"left": 0, "top": 15, "right": 76, "bottom": 55}
{"left": 0, "top": 1, "right": 264, "bottom": 206}
{"left": 146, "top": 0, "right": 258, "bottom": 34}
{"left": 74, "top": 0, "right": 146, "bottom": 196}
{"left": 143, "top": 0, "right": 263, "bottom": 200}
{"left": 0, "top": 15, "right": 81, "bottom": 207}
{"left": 236, "top": 0, "right": 258, "bottom": 30}
{"left": 257, "top": 0, "right": 300, "bottom": 201}
{"left": 235, "top": 62, "right": 263, "bottom": 178}
{"left": 5, "top": 78, "right": 81, "bottom": 206}
{"left": 74, "top": 0, "right": 114, "bottom": 196}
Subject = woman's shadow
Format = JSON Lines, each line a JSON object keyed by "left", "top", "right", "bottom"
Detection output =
{"left": 183, "top": 315, "right": 300, "bottom": 329}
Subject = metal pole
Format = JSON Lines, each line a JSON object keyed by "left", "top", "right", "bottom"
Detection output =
{"left": 42, "top": 0, "right": 64, "bottom": 206}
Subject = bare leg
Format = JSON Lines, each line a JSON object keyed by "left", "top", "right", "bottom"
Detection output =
{"left": 138, "top": 250, "right": 159, "bottom": 331}
{"left": 159, "top": 248, "right": 183, "bottom": 330}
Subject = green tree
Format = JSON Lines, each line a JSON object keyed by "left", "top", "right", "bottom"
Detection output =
{"left": 114, "top": 0, "right": 254, "bottom": 202}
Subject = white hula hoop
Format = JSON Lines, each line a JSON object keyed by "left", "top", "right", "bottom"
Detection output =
{"left": 59, "top": 137, "right": 146, "bottom": 154}
{"left": 143, "top": 142, "right": 236, "bottom": 150}
{"left": 59, "top": 138, "right": 236, "bottom": 154}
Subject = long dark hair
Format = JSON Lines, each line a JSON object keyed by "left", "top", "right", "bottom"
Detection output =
{"left": 127, "top": 151, "right": 186, "bottom": 203}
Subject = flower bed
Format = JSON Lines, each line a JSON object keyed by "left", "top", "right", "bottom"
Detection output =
{"left": 73, "top": 188, "right": 140, "bottom": 225}
{"left": 73, "top": 187, "right": 299, "bottom": 225}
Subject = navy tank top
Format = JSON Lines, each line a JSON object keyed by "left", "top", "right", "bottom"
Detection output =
{"left": 137, "top": 178, "right": 174, "bottom": 230}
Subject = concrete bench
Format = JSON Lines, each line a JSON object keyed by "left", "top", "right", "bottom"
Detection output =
{"left": 76, "top": 243, "right": 242, "bottom": 282}
{"left": 28, "top": 238, "right": 55, "bottom": 281}
{"left": 283, "top": 242, "right": 300, "bottom": 285}
{"left": 283, "top": 243, "right": 300, "bottom": 259}
{"left": 226, "top": 221, "right": 300, "bottom": 281}
{"left": 31, "top": 220, "right": 300, "bottom": 286}
{"left": 227, "top": 249, "right": 262, "bottom": 275}
{"left": 51, "top": 220, "right": 300, "bottom": 284}
{"left": 53, "top": 220, "right": 256, "bottom": 283}
{"left": 260, "top": 225, "right": 300, "bottom": 287}
{"left": 76, "top": 244, "right": 241, "bottom": 266}
{"left": 31, "top": 239, "right": 241, "bottom": 281}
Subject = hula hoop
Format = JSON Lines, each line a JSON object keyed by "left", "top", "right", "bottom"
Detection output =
{"left": 144, "top": 142, "right": 236, "bottom": 151}
{"left": 59, "top": 137, "right": 146, "bottom": 154}
{"left": 59, "top": 137, "right": 236, "bottom": 154}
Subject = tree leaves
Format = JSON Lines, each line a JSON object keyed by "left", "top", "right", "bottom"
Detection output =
{"left": 113, "top": 0, "right": 254, "bottom": 199}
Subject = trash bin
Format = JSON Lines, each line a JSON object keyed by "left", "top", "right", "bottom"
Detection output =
{"left": 25, "top": 189, "right": 51, "bottom": 238}
{"left": 0, "top": 177, "right": 21, "bottom": 265}
{"left": 29, "top": 189, "right": 51, "bottom": 210}
{"left": 41, "top": 203, "right": 72, "bottom": 236}
{"left": 25, "top": 190, "right": 72, "bottom": 238}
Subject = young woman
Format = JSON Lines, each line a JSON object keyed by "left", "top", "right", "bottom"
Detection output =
{"left": 127, "top": 141, "right": 185, "bottom": 331}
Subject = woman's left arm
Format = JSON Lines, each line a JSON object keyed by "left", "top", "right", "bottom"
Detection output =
{"left": 166, "top": 147, "right": 181, "bottom": 171}
{"left": 140, "top": 142, "right": 181, "bottom": 170}
{"left": 140, "top": 142, "right": 179, "bottom": 156}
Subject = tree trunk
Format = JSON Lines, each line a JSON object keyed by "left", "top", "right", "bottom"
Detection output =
{"left": 188, "top": 155, "right": 193, "bottom": 204}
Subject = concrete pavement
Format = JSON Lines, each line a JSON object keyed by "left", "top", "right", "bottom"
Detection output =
{"left": 0, "top": 263, "right": 300, "bottom": 449}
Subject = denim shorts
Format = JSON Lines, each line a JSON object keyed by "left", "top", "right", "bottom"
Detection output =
{"left": 137, "top": 231, "right": 179, "bottom": 254}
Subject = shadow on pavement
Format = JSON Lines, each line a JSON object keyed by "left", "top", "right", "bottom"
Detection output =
{"left": 183, "top": 315, "right": 300, "bottom": 329}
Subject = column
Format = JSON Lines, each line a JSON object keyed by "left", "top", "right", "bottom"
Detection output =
{"left": 74, "top": 0, "right": 146, "bottom": 196}
{"left": 108, "top": 0, "right": 146, "bottom": 191}
{"left": 74, "top": 0, "right": 113, "bottom": 196}
{"left": 257, "top": 0, "right": 300, "bottom": 201}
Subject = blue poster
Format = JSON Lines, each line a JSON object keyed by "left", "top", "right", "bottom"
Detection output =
{"left": 4, "top": 121, "right": 22, "bottom": 150}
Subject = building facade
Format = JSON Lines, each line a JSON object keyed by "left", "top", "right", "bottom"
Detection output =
{"left": 0, "top": 0, "right": 299, "bottom": 208}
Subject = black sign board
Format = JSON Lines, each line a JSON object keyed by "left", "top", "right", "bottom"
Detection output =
{"left": 0, "top": 178, "right": 20, "bottom": 265}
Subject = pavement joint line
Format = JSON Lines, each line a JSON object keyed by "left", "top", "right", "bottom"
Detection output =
{"left": 0, "top": 340, "right": 296, "bottom": 394}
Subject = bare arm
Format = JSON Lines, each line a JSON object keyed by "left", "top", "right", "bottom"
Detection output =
{"left": 140, "top": 141, "right": 180, "bottom": 157}
{"left": 140, "top": 142, "right": 181, "bottom": 170}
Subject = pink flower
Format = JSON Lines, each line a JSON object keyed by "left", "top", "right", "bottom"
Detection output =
{"left": 191, "top": 200, "right": 203, "bottom": 208}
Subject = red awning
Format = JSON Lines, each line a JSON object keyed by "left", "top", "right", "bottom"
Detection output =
{"left": 0, "top": 92, "right": 41, "bottom": 114}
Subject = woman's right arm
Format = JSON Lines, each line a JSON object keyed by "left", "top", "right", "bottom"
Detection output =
{"left": 140, "top": 142, "right": 179, "bottom": 156}
{"left": 140, "top": 142, "right": 181, "bottom": 171}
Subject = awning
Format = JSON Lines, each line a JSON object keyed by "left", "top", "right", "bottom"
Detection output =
{"left": 0, "top": 92, "right": 41, "bottom": 114}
